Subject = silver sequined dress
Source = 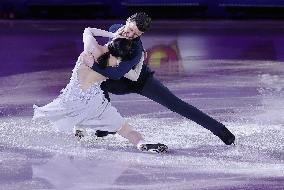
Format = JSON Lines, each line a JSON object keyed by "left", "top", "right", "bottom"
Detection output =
{"left": 33, "top": 27, "right": 144, "bottom": 133}
{"left": 33, "top": 58, "right": 125, "bottom": 133}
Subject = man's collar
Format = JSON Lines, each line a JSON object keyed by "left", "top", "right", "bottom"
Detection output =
{"left": 133, "top": 36, "right": 140, "bottom": 42}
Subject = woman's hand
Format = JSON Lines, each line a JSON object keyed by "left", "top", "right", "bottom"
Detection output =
{"left": 114, "top": 26, "right": 127, "bottom": 39}
{"left": 79, "top": 52, "right": 94, "bottom": 67}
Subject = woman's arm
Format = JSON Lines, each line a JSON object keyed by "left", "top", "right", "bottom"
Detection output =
{"left": 89, "top": 24, "right": 144, "bottom": 80}
{"left": 88, "top": 27, "right": 116, "bottom": 38}
{"left": 83, "top": 27, "right": 98, "bottom": 52}
{"left": 83, "top": 27, "right": 116, "bottom": 52}
{"left": 123, "top": 54, "right": 144, "bottom": 81}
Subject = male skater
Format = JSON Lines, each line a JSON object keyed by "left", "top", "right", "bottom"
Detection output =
{"left": 91, "top": 12, "right": 235, "bottom": 145}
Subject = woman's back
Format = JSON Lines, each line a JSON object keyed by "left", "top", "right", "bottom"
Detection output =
{"left": 77, "top": 51, "right": 107, "bottom": 91}
{"left": 77, "top": 32, "right": 119, "bottom": 91}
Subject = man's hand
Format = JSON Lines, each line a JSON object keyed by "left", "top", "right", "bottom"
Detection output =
{"left": 143, "top": 49, "right": 148, "bottom": 60}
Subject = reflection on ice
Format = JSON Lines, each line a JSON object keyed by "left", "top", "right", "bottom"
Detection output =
{"left": 255, "top": 73, "right": 284, "bottom": 125}
{"left": 0, "top": 114, "right": 283, "bottom": 189}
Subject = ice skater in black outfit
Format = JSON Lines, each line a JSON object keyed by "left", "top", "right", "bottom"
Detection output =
{"left": 91, "top": 12, "right": 235, "bottom": 145}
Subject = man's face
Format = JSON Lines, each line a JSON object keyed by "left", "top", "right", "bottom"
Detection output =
{"left": 121, "top": 20, "right": 144, "bottom": 39}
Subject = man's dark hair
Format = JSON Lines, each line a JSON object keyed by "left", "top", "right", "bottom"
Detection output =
{"left": 128, "top": 12, "right": 151, "bottom": 32}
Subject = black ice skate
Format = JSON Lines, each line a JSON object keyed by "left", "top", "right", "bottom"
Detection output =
{"left": 216, "top": 127, "right": 235, "bottom": 145}
{"left": 138, "top": 143, "right": 168, "bottom": 153}
{"left": 95, "top": 130, "right": 116, "bottom": 138}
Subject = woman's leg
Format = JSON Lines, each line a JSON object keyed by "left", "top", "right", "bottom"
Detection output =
{"left": 117, "top": 122, "right": 168, "bottom": 153}
{"left": 117, "top": 122, "right": 143, "bottom": 146}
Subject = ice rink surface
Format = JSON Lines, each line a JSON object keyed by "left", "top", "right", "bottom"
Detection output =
{"left": 0, "top": 20, "right": 283, "bottom": 190}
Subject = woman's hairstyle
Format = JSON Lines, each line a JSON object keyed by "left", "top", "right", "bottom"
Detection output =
{"left": 97, "top": 38, "right": 133, "bottom": 69}
{"left": 128, "top": 12, "right": 151, "bottom": 32}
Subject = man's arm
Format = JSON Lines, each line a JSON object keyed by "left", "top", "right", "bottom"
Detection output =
{"left": 91, "top": 41, "right": 143, "bottom": 80}
{"left": 91, "top": 24, "right": 143, "bottom": 80}
{"left": 124, "top": 54, "right": 144, "bottom": 81}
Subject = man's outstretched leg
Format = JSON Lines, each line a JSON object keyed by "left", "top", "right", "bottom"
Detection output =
{"left": 140, "top": 76, "right": 235, "bottom": 145}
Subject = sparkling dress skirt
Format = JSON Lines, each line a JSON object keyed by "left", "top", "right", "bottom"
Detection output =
{"left": 33, "top": 60, "right": 125, "bottom": 133}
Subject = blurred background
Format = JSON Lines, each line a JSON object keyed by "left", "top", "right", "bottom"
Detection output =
{"left": 1, "top": 0, "right": 284, "bottom": 114}
{"left": 1, "top": 0, "right": 284, "bottom": 19}
{"left": 0, "top": 0, "right": 284, "bottom": 118}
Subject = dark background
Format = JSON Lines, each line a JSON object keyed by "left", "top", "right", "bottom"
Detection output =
{"left": 1, "top": 0, "right": 284, "bottom": 20}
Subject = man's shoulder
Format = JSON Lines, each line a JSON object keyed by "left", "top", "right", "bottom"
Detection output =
{"left": 109, "top": 24, "right": 123, "bottom": 33}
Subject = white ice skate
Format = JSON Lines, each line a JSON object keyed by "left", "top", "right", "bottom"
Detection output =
{"left": 74, "top": 128, "right": 86, "bottom": 141}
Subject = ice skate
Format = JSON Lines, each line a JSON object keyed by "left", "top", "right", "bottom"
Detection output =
{"left": 137, "top": 143, "right": 168, "bottom": 153}
{"left": 95, "top": 130, "right": 116, "bottom": 138}
{"left": 216, "top": 127, "right": 235, "bottom": 145}
{"left": 74, "top": 129, "right": 85, "bottom": 140}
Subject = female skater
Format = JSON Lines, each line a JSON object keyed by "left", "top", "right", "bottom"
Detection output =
{"left": 33, "top": 27, "right": 167, "bottom": 153}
